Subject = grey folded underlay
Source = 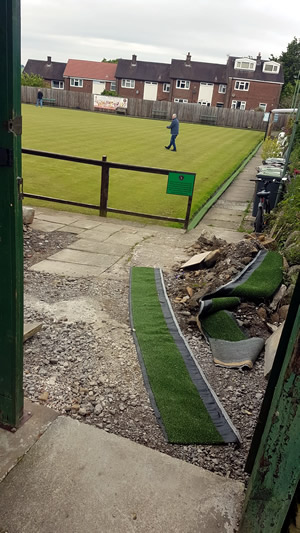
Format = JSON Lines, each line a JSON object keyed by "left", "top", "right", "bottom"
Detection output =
{"left": 209, "top": 337, "right": 265, "bottom": 369}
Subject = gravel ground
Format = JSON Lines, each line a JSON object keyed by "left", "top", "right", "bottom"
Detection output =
{"left": 23, "top": 225, "right": 271, "bottom": 483}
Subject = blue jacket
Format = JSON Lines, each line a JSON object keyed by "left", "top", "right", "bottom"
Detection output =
{"left": 167, "top": 118, "right": 179, "bottom": 135}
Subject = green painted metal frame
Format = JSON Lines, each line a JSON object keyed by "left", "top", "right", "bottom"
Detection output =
{"left": 240, "top": 275, "right": 300, "bottom": 532}
{"left": 0, "top": 0, "right": 24, "bottom": 427}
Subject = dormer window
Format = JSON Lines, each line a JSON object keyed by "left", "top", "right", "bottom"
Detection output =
{"left": 263, "top": 61, "right": 280, "bottom": 74}
{"left": 234, "top": 58, "right": 256, "bottom": 71}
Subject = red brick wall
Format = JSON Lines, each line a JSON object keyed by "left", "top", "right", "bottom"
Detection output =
{"left": 211, "top": 86, "right": 226, "bottom": 107}
{"left": 227, "top": 80, "right": 282, "bottom": 111}
{"left": 117, "top": 79, "right": 144, "bottom": 99}
{"left": 64, "top": 78, "right": 93, "bottom": 93}
{"left": 157, "top": 83, "right": 171, "bottom": 101}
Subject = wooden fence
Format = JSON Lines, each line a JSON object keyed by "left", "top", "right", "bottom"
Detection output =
{"left": 21, "top": 86, "right": 288, "bottom": 131}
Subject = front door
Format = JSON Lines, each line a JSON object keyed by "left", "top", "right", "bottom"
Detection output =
{"left": 198, "top": 82, "right": 213, "bottom": 105}
{"left": 143, "top": 82, "right": 158, "bottom": 101}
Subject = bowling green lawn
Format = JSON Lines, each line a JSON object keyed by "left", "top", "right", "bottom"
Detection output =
{"left": 22, "top": 104, "right": 263, "bottom": 225}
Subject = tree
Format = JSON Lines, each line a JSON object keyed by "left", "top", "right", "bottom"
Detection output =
{"left": 21, "top": 72, "right": 45, "bottom": 87}
{"left": 271, "top": 37, "right": 300, "bottom": 86}
{"left": 101, "top": 58, "right": 119, "bottom": 63}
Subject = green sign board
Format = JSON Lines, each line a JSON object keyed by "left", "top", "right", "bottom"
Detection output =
{"left": 166, "top": 172, "right": 196, "bottom": 197}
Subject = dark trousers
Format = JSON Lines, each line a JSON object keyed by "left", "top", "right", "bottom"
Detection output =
{"left": 167, "top": 134, "right": 177, "bottom": 151}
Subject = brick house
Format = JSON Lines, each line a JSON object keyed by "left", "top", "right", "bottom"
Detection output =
{"left": 115, "top": 55, "right": 171, "bottom": 101}
{"left": 115, "top": 52, "right": 283, "bottom": 111}
{"left": 63, "top": 59, "right": 117, "bottom": 94}
{"left": 23, "top": 56, "right": 66, "bottom": 89}
{"left": 225, "top": 55, "right": 283, "bottom": 112}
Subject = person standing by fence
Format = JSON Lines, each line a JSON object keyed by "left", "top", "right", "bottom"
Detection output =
{"left": 165, "top": 113, "right": 179, "bottom": 152}
{"left": 36, "top": 89, "right": 43, "bottom": 107}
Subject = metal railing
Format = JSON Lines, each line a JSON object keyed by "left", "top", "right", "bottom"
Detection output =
{"left": 22, "top": 148, "right": 194, "bottom": 229}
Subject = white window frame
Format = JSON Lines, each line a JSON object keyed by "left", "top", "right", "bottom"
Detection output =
{"left": 176, "top": 79, "right": 190, "bottom": 90}
{"left": 199, "top": 101, "right": 211, "bottom": 107}
{"left": 234, "top": 81, "right": 250, "bottom": 91}
{"left": 263, "top": 62, "right": 280, "bottom": 74}
{"left": 218, "top": 84, "right": 226, "bottom": 94}
{"left": 231, "top": 100, "right": 246, "bottom": 110}
{"left": 174, "top": 98, "right": 188, "bottom": 103}
{"left": 234, "top": 58, "right": 256, "bottom": 71}
{"left": 110, "top": 81, "right": 116, "bottom": 91}
{"left": 70, "top": 78, "right": 83, "bottom": 87}
{"left": 216, "top": 102, "right": 224, "bottom": 107}
{"left": 163, "top": 83, "right": 170, "bottom": 92}
{"left": 259, "top": 103, "right": 267, "bottom": 112}
{"left": 51, "top": 80, "right": 64, "bottom": 90}
{"left": 121, "top": 79, "right": 135, "bottom": 89}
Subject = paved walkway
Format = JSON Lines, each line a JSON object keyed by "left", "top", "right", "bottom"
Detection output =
{"left": 0, "top": 155, "right": 261, "bottom": 532}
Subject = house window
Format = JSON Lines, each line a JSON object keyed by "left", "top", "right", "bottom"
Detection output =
{"left": 70, "top": 78, "right": 83, "bottom": 87}
{"left": 263, "top": 62, "right": 280, "bottom": 73}
{"left": 231, "top": 100, "right": 246, "bottom": 110}
{"left": 234, "top": 81, "right": 250, "bottom": 91}
{"left": 199, "top": 101, "right": 211, "bottom": 106}
{"left": 216, "top": 102, "right": 224, "bottom": 107}
{"left": 176, "top": 79, "right": 190, "bottom": 90}
{"left": 174, "top": 98, "right": 188, "bottom": 103}
{"left": 259, "top": 103, "right": 267, "bottom": 112}
{"left": 234, "top": 58, "right": 256, "bottom": 71}
{"left": 218, "top": 84, "right": 226, "bottom": 94}
{"left": 163, "top": 83, "right": 170, "bottom": 92}
{"left": 51, "top": 80, "right": 64, "bottom": 89}
{"left": 121, "top": 79, "right": 135, "bottom": 89}
{"left": 110, "top": 81, "right": 116, "bottom": 91}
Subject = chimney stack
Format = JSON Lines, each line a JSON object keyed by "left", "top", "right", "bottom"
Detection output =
{"left": 131, "top": 54, "right": 137, "bottom": 66}
{"left": 47, "top": 56, "right": 52, "bottom": 64}
{"left": 186, "top": 52, "right": 191, "bottom": 65}
{"left": 256, "top": 52, "right": 261, "bottom": 64}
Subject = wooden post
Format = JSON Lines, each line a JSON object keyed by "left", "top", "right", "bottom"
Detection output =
{"left": 0, "top": 0, "right": 24, "bottom": 428}
{"left": 100, "top": 155, "right": 109, "bottom": 217}
{"left": 239, "top": 276, "right": 300, "bottom": 532}
{"left": 184, "top": 196, "right": 192, "bottom": 230}
{"left": 266, "top": 112, "right": 274, "bottom": 138}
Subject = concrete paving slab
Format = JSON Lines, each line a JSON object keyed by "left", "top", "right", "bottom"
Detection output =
{"left": 48, "top": 249, "right": 119, "bottom": 268}
{"left": 30, "top": 220, "right": 65, "bottom": 232}
{"left": 196, "top": 225, "right": 245, "bottom": 243}
{"left": 103, "top": 231, "right": 150, "bottom": 246}
{"left": 0, "top": 399, "right": 58, "bottom": 482}
{"left": 30, "top": 260, "right": 107, "bottom": 277}
{"left": 56, "top": 225, "right": 86, "bottom": 235}
{"left": 201, "top": 219, "right": 242, "bottom": 230}
{"left": 132, "top": 243, "right": 191, "bottom": 268}
{"left": 35, "top": 212, "right": 81, "bottom": 225}
{"left": 70, "top": 219, "right": 104, "bottom": 229}
{"left": 68, "top": 239, "right": 132, "bottom": 256}
{"left": 0, "top": 416, "right": 244, "bottom": 533}
{"left": 81, "top": 225, "right": 126, "bottom": 241}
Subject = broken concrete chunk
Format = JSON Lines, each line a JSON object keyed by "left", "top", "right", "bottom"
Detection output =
{"left": 182, "top": 252, "right": 210, "bottom": 270}
{"left": 203, "top": 249, "right": 221, "bottom": 268}
{"left": 269, "top": 284, "right": 287, "bottom": 311}
{"left": 264, "top": 322, "right": 285, "bottom": 378}
{"left": 23, "top": 206, "right": 35, "bottom": 224}
{"left": 23, "top": 322, "right": 43, "bottom": 342}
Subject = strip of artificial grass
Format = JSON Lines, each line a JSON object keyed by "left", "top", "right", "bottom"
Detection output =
{"left": 201, "top": 311, "right": 246, "bottom": 341}
{"left": 131, "top": 267, "right": 223, "bottom": 444}
{"left": 210, "top": 297, "right": 240, "bottom": 314}
{"left": 231, "top": 251, "right": 283, "bottom": 300}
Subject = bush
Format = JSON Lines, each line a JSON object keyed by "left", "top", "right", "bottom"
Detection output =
{"left": 262, "top": 137, "right": 283, "bottom": 160}
{"left": 21, "top": 72, "right": 45, "bottom": 87}
{"left": 101, "top": 90, "right": 117, "bottom": 96}
{"left": 268, "top": 174, "right": 300, "bottom": 249}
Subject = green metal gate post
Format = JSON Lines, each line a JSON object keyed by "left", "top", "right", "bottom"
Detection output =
{"left": 0, "top": 0, "right": 24, "bottom": 427}
{"left": 239, "top": 275, "right": 300, "bottom": 532}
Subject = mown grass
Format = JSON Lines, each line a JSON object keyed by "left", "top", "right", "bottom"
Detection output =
{"left": 22, "top": 104, "right": 262, "bottom": 224}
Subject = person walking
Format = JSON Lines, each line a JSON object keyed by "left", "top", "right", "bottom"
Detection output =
{"left": 36, "top": 89, "right": 43, "bottom": 107}
{"left": 165, "top": 113, "right": 179, "bottom": 152}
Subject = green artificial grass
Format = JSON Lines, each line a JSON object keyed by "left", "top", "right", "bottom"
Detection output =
{"left": 231, "top": 251, "right": 283, "bottom": 300}
{"left": 209, "top": 297, "right": 241, "bottom": 314}
{"left": 131, "top": 267, "right": 223, "bottom": 444}
{"left": 201, "top": 311, "right": 246, "bottom": 341}
{"left": 22, "top": 104, "right": 262, "bottom": 224}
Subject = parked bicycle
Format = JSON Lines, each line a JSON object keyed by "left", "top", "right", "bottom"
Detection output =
{"left": 250, "top": 177, "right": 287, "bottom": 233}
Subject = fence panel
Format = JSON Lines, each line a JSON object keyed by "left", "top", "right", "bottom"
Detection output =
{"left": 21, "top": 86, "right": 288, "bottom": 131}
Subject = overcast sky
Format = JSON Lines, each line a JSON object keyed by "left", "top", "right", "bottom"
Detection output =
{"left": 21, "top": 0, "right": 299, "bottom": 67}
